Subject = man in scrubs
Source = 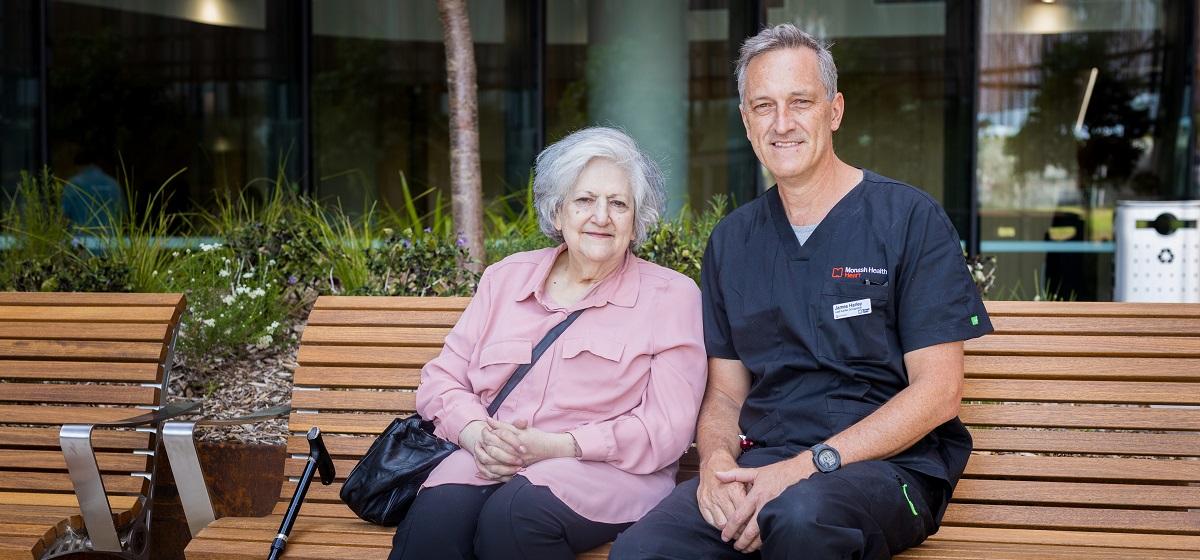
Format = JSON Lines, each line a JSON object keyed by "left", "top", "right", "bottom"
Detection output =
{"left": 611, "top": 23, "right": 992, "bottom": 559}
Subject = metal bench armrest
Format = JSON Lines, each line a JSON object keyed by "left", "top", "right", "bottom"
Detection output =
{"left": 58, "top": 399, "right": 203, "bottom": 552}
{"left": 163, "top": 405, "right": 292, "bottom": 536}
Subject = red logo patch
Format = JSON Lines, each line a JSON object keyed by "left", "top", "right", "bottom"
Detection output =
{"left": 831, "top": 267, "right": 844, "bottom": 278}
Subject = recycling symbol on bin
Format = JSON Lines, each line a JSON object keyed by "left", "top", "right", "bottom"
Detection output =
{"left": 1158, "top": 248, "right": 1175, "bottom": 264}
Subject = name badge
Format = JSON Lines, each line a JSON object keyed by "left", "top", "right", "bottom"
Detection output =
{"left": 833, "top": 298, "right": 872, "bottom": 320}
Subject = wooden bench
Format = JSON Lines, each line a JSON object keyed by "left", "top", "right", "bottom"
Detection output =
{"left": 185, "top": 297, "right": 1200, "bottom": 559}
{"left": 0, "top": 292, "right": 192, "bottom": 560}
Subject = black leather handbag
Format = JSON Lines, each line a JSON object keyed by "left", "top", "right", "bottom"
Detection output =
{"left": 339, "top": 309, "right": 585, "bottom": 526}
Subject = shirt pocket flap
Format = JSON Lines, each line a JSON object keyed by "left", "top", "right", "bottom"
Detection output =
{"left": 561, "top": 337, "right": 625, "bottom": 362}
{"left": 479, "top": 339, "right": 532, "bottom": 367}
{"left": 821, "top": 281, "right": 890, "bottom": 301}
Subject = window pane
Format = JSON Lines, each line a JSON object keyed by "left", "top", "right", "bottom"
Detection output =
{"left": 313, "top": 0, "right": 537, "bottom": 213}
{"left": 1, "top": 0, "right": 39, "bottom": 196}
{"left": 545, "top": 0, "right": 756, "bottom": 213}
{"left": 977, "top": 0, "right": 1172, "bottom": 300}
{"left": 768, "top": 0, "right": 948, "bottom": 205}
{"left": 47, "top": 0, "right": 301, "bottom": 218}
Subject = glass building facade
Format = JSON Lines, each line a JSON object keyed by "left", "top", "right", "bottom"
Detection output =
{"left": 1, "top": 0, "right": 1196, "bottom": 300}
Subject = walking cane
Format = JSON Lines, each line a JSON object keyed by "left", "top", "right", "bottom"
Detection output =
{"left": 268, "top": 426, "right": 335, "bottom": 560}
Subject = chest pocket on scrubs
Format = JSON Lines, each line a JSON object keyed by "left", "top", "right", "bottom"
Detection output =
{"left": 550, "top": 337, "right": 629, "bottom": 413}
{"left": 816, "top": 281, "right": 890, "bottom": 363}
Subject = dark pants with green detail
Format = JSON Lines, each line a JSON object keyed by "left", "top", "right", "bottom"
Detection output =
{"left": 610, "top": 449, "right": 945, "bottom": 560}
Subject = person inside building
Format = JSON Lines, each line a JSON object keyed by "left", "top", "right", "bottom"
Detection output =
{"left": 611, "top": 24, "right": 993, "bottom": 560}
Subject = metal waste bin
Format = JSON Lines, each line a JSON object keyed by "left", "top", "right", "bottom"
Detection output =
{"left": 1114, "top": 201, "right": 1200, "bottom": 302}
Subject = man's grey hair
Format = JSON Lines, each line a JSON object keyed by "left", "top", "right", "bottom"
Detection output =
{"left": 533, "top": 127, "right": 666, "bottom": 246}
{"left": 736, "top": 23, "right": 838, "bottom": 105}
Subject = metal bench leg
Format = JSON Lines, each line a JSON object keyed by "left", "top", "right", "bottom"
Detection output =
{"left": 60, "top": 424, "right": 121, "bottom": 552}
{"left": 162, "top": 421, "right": 217, "bottom": 536}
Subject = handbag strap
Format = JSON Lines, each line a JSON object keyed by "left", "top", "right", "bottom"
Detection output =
{"left": 486, "top": 308, "right": 585, "bottom": 416}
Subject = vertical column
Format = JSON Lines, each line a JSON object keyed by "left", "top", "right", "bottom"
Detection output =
{"left": 586, "top": 0, "right": 688, "bottom": 216}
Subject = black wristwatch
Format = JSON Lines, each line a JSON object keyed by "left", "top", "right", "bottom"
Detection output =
{"left": 810, "top": 443, "right": 841, "bottom": 473}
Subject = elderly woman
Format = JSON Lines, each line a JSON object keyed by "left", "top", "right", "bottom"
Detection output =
{"left": 388, "top": 127, "right": 707, "bottom": 560}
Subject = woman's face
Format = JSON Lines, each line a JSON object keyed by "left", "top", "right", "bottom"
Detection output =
{"left": 553, "top": 158, "right": 636, "bottom": 268}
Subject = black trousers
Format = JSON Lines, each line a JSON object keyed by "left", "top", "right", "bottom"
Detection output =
{"left": 610, "top": 449, "right": 945, "bottom": 560}
{"left": 389, "top": 475, "right": 632, "bottom": 560}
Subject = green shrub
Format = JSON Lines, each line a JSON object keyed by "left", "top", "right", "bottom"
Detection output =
{"left": 356, "top": 227, "right": 479, "bottom": 296}
{"left": 637, "top": 195, "right": 728, "bottom": 283}
{"left": 161, "top": 244, "right": 291, "bottom": 360}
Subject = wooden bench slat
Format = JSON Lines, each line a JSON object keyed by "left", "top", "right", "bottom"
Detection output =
{"left": 305, "top": 310, "right": 462, "bottom": 328}
{"left": 301, "top": 326, "right": 450, "bottom": 347}
{"left": 0, "top": 405, "right": 158, "bottom": 425}
{"left": 0, "top": 450, "right": 148, "bottom": 473}
{"left": 286, "top": 435, "right": 373, "bottom": 457}
{"left": 284, "top": 459, "right": 358, "bottom": 480}
{"left": 983, "top": 301, "right": 1200, "bottom": 318}
{"left": 963, "top": 379, "right": 1200, "bottom": 405}
{"left": 942, "top": 503, "right": 1200, "bottom": 534}
{"left": 990, "top": 316, "right": 1200, "bottom": 336}
{"left": 287, "top": 413, "right": 402, "bottom": 435}
{"left": 208, "top": 515, "right": 394, "bottom": 534}
{"left": 293, "top": 367, "right": 421, "bottom": 389}
{"left": 196, "top": 526, "right": 393, "bottom": 547}
{"left": 297, "top": 345, "right": 440, "bottom": 368}
{"left": 952, "top": 479, "right": 1200, "bottom": 509}
{"left": 0, "top": 360, "right": 161, "bottom": 382}
{"left": 0, "top": 427, "right": 151, "bottom": 450}
{"left": 0, "top": 534, "right": 43, "bottom": 560}
{"left": 965, "top": 355, "right": 1200, "bottom": 381}
{"left": 0, "top": 384, "right": 158, "bottom": 406}
{"left": 290, "top": 391, "right": 416, "bottom": 412}
{"left": 270, "top": 501, "right": 359, "bottom": 518}
{"left": 313, "top": 296, "right": 470, "bottom": 311}
{"left": 0, "top": 340, "right": 165, "bottom": 362}
{"left": 963, "top": 455, "right": 1200, "bottom": 483}
{"left": 0, "top": 492, "right": 139, "bottom": 511}
{"left": 897, "top": 540, "right": 1198, "bottom": 560}
{"left": 959, "top": 403, "right": 1200, "bottom": 431}
{"left": 186, "top": 538, "right": 389, "bottom": 560}
{"left": 927, "top": 526, "right": 1200, "bottom": 552}
{"left": 0, "top": 306, "right": 176, "bottom": 324}
{"left": 0, "top": 293, "right": 183, "bottom": 307}
{"left": 0, "top": 473, "right": 144, "bottom": 495}
{"left": 0, "top": 322, "right": 169, "bottom": 342}
{"left": 968, "top": 428, "right": 1200, "bottom": 457}
{"left": 966, "top": 335, "right": 1200, "bottom": 357}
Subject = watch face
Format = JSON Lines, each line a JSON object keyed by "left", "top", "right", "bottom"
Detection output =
{"left": 817, "top": 449, "right": 838, "bottom": 471}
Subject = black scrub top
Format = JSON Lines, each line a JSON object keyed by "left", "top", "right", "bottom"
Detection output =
{"left": 701, "top": 170, "right": 993, "bottom": 492}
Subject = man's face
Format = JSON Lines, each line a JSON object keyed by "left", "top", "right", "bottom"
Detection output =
{"left": 740, "top": 47, "right": 844, "bottom": 184}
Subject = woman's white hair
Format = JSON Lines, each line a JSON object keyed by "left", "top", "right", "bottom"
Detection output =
{"left": 533, "top": 127, "right": 666, "bottom": 246}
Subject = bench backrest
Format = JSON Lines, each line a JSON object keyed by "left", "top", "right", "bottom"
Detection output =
{"left": 0, "top": 292, "right": 186, "bottom": 547}
{"left": 285, "top": 297, "right": 1200, "bottom": 547}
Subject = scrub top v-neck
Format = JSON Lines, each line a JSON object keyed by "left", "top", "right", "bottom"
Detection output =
{"left": 700, "top": 169, "right": 993, "bottom": 488}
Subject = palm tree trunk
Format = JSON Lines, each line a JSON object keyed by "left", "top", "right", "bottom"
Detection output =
{"left": 437, "top": 0, "right": 485, "bottom": 270}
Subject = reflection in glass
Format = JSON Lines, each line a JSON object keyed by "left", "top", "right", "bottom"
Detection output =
{"left": 977, "top": 0, "right": 1174, "bottom": 300}
{"left": 47, "top": 0, "right": 301, "bottom": 217}
{"left": 0, "top": 0, "right": 39, "bottom": 197}
{"left": 768, "top": 0, "right": 948, "bottom": 205}
{"left": 545, "top": 0, "right": 755, "bottom": 213}
{"left": 313, "top": 0, "right": 537, "bottom": 214}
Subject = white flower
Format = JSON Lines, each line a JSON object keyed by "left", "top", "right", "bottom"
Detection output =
{"left": 242, "top": 272, "right": 253, "bottom": 279}
{"left": 266, "top": 321, "right": 280, "bottom": 333}
{"left": 235, "top": 285, "right": 250, "bottom": 295}
{"left": 221, "top": 295, "right": 235, "bottom": 305}
{"left": 199, "top": 243, "right": 222, "bottom": 252}
{"left": 151, "top": 270, "right": 158, "bottom": 276}
{"left": 171, "top": 251, "right": 180, "bottom": 257}
{"left": 255, "top": 334, "right": 273, "bottom": 349}
{"left": 202, "top": 318, "right": 216, "bottom": 328}
{"left": 268, "top": 259, "right": 276, "bottom": 266}
{"left": 249, "top": 288, "right": 266, "bottom": 299}
{"left": 218, "top": 269, "right": 231, "bottom": 278}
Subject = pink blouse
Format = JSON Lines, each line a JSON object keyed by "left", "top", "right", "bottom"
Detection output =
{"left": 417, "top": 245, "right": 707, "bottom": 523}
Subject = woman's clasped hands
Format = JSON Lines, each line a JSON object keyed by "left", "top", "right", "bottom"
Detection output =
{"left": 460, "top": 418, "right": 582, "bottom": 482}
